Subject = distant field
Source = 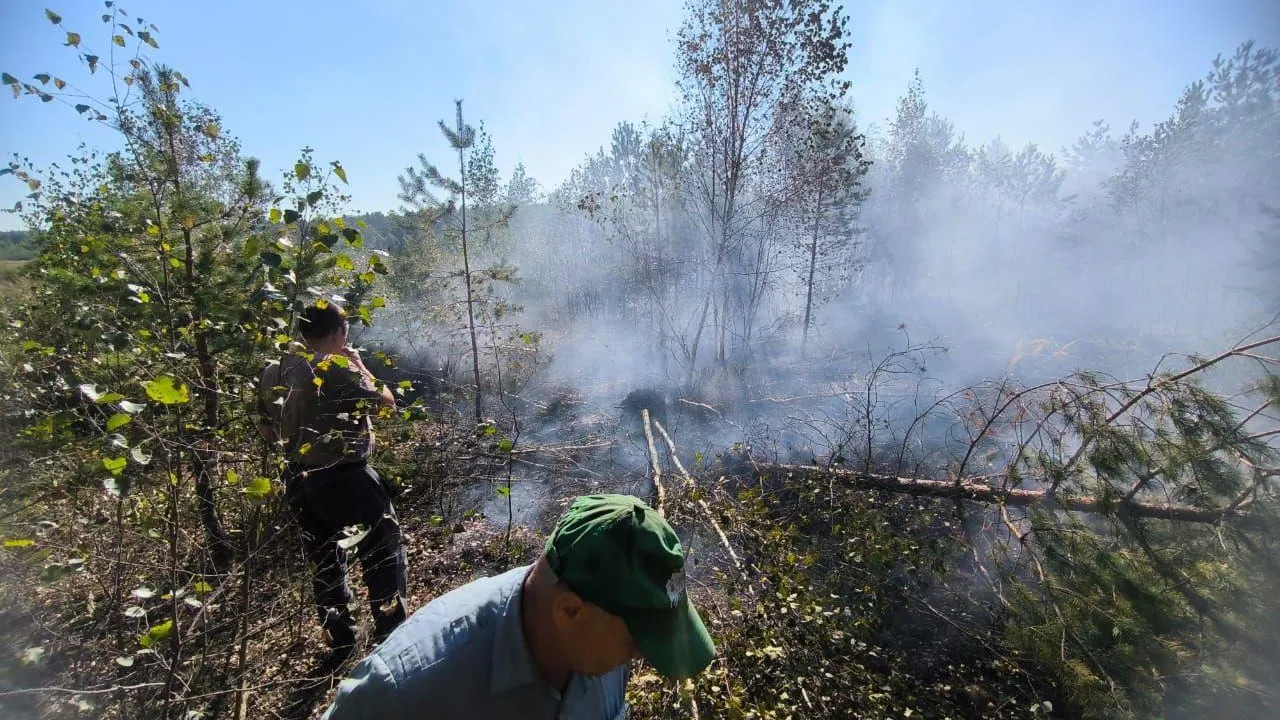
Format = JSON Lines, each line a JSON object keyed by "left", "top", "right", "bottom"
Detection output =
{"left": 0, "top": 259, "right": 30, "bottom": 299}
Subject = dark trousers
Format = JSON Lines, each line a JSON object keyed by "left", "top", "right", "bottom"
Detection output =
{"left": 285, "top": 461, "right": 408, "bottom": 648}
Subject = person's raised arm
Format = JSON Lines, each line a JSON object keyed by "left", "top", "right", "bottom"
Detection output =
{"left": 338, "top": 345, "right": 395, "bottom": 409}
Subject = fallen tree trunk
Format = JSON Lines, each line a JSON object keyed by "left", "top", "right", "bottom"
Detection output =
{"left": 756, "top": 463, "right": 1271, "bottom": 528}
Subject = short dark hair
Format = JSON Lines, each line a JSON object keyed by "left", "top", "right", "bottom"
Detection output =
{"left": 299, "top": 303, "right": 347, "bottom": 344}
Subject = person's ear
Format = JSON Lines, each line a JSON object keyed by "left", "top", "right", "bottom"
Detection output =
{"left": 551, "top": 591, "right": 586, "bottom": 630}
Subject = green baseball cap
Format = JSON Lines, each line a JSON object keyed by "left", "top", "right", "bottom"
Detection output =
{"left": 545, "top": 494, "right": 716, "bottom": 679}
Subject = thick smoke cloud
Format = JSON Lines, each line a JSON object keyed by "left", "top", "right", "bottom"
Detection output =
{"left": 375, "top": 39, "right": 1277, "bottom": 479}
{"left": 497, "top": 42, "right": 1279, "bottom": 428}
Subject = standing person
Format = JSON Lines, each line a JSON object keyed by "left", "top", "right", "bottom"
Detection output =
{"left": 320, "top": 493, "right": 717, "bottom": 720}
{"left": 257, "top": 302, "right": 408, "bottom": 661}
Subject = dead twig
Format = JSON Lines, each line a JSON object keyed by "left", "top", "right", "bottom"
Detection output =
{"left": 642, "top": 409, "right": 667, "bottom": 516}
{"left": 651, "top": 418, "right": 741, "bottom": 569}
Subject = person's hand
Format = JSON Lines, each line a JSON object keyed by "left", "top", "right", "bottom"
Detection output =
{"left": 341, "top": 345, "right": 369, "bottom": 372}
{"left": 342, "top": 347, "right": 391, "bottom": 406}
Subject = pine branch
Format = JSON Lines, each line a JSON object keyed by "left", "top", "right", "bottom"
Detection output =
{"left": 437, "top": 120, "right": 474, "bottom": 150}
{"left": 1062, "top": 335, "right": 1280, "bottom": 475}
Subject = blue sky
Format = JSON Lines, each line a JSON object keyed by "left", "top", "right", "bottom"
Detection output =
{"left": 1, "top": 0, "right": 1277, "bottom": 231}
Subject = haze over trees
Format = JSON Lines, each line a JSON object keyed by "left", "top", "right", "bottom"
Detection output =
{"left": 1, "top": 3, "right": 1277, "bottom": 719}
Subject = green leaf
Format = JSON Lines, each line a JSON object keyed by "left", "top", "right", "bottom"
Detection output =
{"left": 244, "top": 476, "right": 273, "bottom": 502}
{"left": 2, "top": 72, "right": 18, "bottom": 87}
{"left": 191, "top": 581, "right": 214, "bottom": 594}
{"left": 53, "top": 77, "right": 65, "bottom": 89}
{"left": 225, "top": 469, "right": 239, "bottom": 485}
{"left": 75, "top": 103, "right": 90, "bottom": 114}
{"left": 294, "top": 162, "right": 310, "bottom": 180}
{"left": 46, "top": 9, "right": 62, "bottom": 24}
{"left": 268, "top": 208, "right": 281, "bottom": 224}
{"left": 333, "top": 164, "right": 347, "bottom": 184}
{"left": 137, "top": 31, "right": 157, "bottom": 48}
{"left": 142, "top": 375, "right": 190, "bottom": 405}
{"left": 4, "top": 539, "right": 35, "bottom": 548}
{"left": 335, "top": 254, "right": 354, "bottom": 271}
{"left": 259, "top": 251, "right": 282, "bottom": 268}
{"left": 138, "top": 619, "right": 172, "bottom": 648}
{"left": 398, "top": 380, "right": 412, "bottom": 389}
{"left": 66, "top": 31, "right": 81, "bottom": 47}
{"left": 283, "top": 208, "right": 300, "bottom": 224}
{"left": 306, "top": 190, "right": 323, "bottom": 207}
{"left": 85, "top": 55, "right": 99, "bottom": 73}
{"left": 34, "top": 73, "right": 51, "bottom": 85}
{"left": 95, "top": 392, "right": 124, "bottom": 404}
{"left": 496, "top": 485, "right": 511, "bottom": 497}
{"left": 113, "top": 34, "right": 125, "bottom": 46}
{"left": 103, "top": 456, "right": 127, "bottom": 475}
{"left": 371, "top": 296, "right": 386, "bottom": 308}
{"left": 497, "top": 439, "right": 514, "bottom": 453}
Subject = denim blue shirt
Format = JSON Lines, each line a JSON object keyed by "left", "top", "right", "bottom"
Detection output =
{"left": 320, "top": 565, "right": 630, "bottom": 720}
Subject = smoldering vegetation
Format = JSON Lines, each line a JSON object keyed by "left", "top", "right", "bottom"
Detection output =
{"left": 362, "top": 28, "right": 1280, "bottom": 718}
{"left": 380, "top": 40, "right": 1279, "bottom": 473}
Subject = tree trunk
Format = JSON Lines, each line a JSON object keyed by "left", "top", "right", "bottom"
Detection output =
{"left": 801, "top": 189, "right": 822, "bottom": 358}
{"left": 684, "top": 293, "right": 713, "bottom": 390}
{"left": 456, "top": 101, "right": 483, "bottom": 426}
{"left": 165, "top": 118, "right": 234, "bottom": 572}
{"left": 756, "top": 463, "right": 1268, "bottom": 527}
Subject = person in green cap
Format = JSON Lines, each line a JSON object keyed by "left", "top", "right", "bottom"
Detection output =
{"left": 320, "top": 494, "right": 716, "bottom": 719}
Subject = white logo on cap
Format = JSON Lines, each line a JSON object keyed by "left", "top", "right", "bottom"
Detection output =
{"left": 665, "top": 567, "right": 685, "bottom": 606}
